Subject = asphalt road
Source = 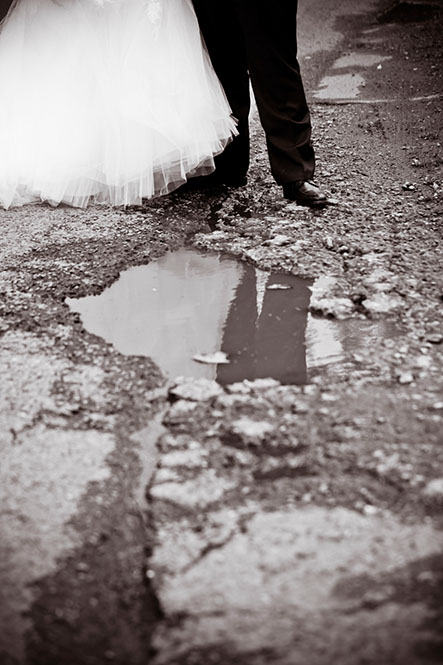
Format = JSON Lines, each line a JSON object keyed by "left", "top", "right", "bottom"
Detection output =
{"left": 1, "top": 1, "right": 442, "bottom": 664}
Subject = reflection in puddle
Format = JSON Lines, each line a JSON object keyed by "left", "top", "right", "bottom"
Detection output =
{"left": 66, "top": 249, "right": 387, "bottom": 385}
{"left": 305, "top": 316, "right": 393, "bottom": 373}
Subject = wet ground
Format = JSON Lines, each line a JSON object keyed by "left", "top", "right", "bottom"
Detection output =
{"left": 1, "top": 1, "right": 443, "bottom": 664}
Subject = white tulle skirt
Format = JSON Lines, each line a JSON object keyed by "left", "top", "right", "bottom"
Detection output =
{"left": 0, "top": 0, "right": 237, "bottom": 208}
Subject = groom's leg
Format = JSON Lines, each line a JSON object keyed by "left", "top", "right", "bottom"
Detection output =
{"left": 192, "top": 0, "right": 250, "bottom": 181}
{"left": 235, "top": 0, "right": 315, "bottom": 184}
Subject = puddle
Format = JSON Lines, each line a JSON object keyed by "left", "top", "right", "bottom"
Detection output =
{"left": 67, "top": 249, "right": 389, "bottom": 386}
{"left": 315, "top": 52, "right": 392, "bottom": 101}
{"left": 314, "top": 73, "right": 366, "bottom": 100}
{"left": 332, "top": 53, "right": 392, "bottom": 69}
{"left": 305, "top": 316, "right": 392, "bottom": 373}
{"left": 378, "top": 2, "right": 441, "bottom": 23}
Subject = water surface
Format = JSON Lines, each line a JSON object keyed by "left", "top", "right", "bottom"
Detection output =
{"left": 66, "top": 249, "right": 389, "bottom": 385}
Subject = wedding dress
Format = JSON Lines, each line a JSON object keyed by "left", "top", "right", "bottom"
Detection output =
{"left": 0, "top": 0, "right": 237, "bottom": 208}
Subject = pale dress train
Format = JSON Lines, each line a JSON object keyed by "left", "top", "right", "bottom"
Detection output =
{"left": 0, "top": 0, "right": 237, "bottom": 209}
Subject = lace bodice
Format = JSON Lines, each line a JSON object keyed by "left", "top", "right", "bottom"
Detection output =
{"left": 145, "top": 0, "right": 162, "bottom": 24}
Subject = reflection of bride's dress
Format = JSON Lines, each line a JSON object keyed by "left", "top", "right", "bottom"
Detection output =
{"left": 0, "top": 0, "right": 236, "bottom": 209}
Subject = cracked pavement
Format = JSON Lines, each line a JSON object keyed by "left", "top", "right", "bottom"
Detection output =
{"left": 1, "top": 0, "right": 443, "bottom": 664}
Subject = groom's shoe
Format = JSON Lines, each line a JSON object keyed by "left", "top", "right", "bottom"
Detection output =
{"left": 283, "top": 180, "right": 327, "bottom": 208}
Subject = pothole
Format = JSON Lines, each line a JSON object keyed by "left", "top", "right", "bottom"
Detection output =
{"left": 378, "top": 2, "right": 442, "bottom": 24}
{"left": 66, "top": 248, "right": 391, "bottom": 386}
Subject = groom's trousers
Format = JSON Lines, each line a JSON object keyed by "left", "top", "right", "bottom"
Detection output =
{"left": 192, "top": 0, "right": 315, "bottom": 185}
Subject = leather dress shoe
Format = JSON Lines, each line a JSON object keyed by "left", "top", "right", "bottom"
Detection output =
{"left": 283, "top": 180, "right": 327, "bottom": 208}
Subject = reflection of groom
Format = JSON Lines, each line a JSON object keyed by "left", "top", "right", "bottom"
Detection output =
{"left": 192, "top": 0, "right": 327, "bottom": 208}
{"left": 217, "top": 264, "right": 312, "bottom": 385}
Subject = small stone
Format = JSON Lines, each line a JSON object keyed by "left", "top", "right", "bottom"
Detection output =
{"left": 427, "top": 334, "right": 443, "bottom": 344}
{"left": 363, "top": 504, "right": 378, "bottom": 516}
{"left": 413, "top": 355, "right": 432, "bottom": 369}
{"left": 226, "top": 381, "right": 251, "bottom": 395}
{"left": 397, "top": 372, "right": 414, "bottom": 385}
{"left": 216, "top": 393, "right": 247, "bottom": 408}
{"left": 231, "top": 417, "right": 275, "bottom": 443}
{"left": 265, "top": 234, "right": 291, "bottom": 247}
{"left": 363, "top": 292, "right": 403, "bottom": 314}
{"left": 169, "top": 378, "right": 224, "bottom": 402}
{"left": 422, "top": 478, "right": 443, "bottom": 502}
{"left": 376, "top": 453, "right": 400, "bottom": 476}
{"left": 246, "top": 378, "right": 280, "bottom": 391}
{"left": 150, "top": 471, "right": 235, "bottom": 508}
{"left": 285, "top": 202, "right": 304, "bottom": 213}
{"left": 160, "top": 448, "right": 207, "bottom": 469}
{"left": 309, "top": 296, "right": 355, "bottom": 319}
{"left": 154, "top": 467, "right": 180, "bottom": 483}
{"left": 361, "top": 588, "right": 392, "bottom": 609}
{"left": 163, "top": 400, "right": 198, "bottom": 426}
{"left": 321, "top": 393, "right": 337, "bottom": 402}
